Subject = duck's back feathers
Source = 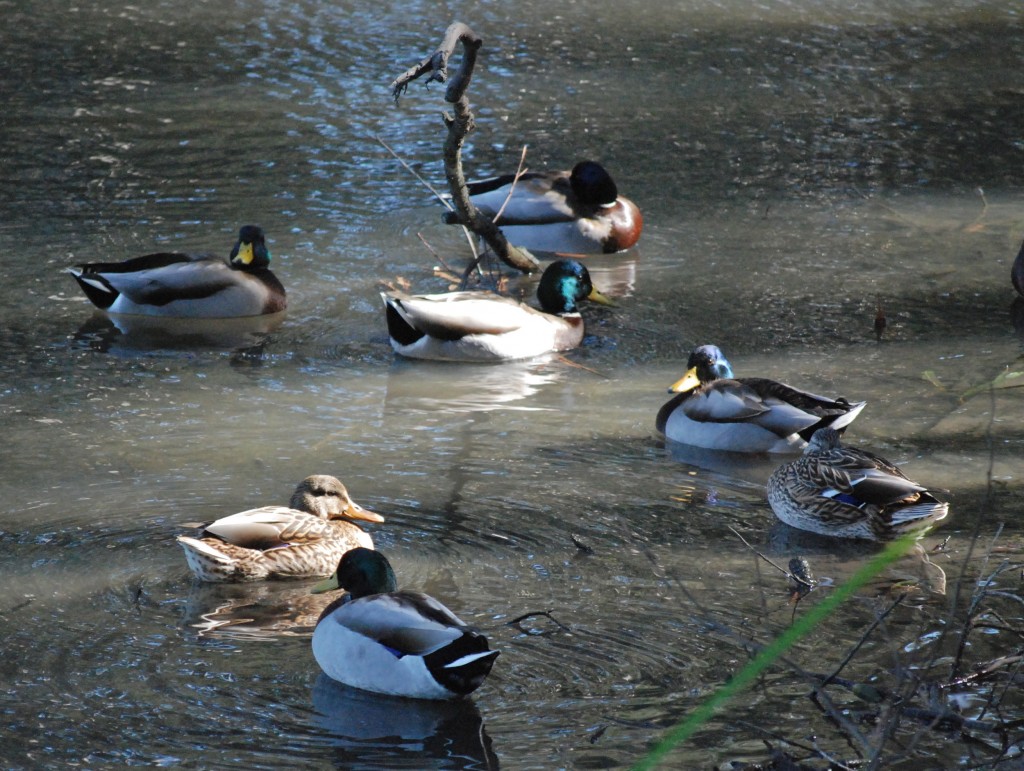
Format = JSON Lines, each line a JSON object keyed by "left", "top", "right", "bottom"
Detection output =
{"left": 200, "top": 506, "right": 351, "bottom": 550}
{"left": 449, "top": 161, "right": 641, "bottom": 254}
{"left": 385, "top": 292, "right": 533, "bottom": 340}
{"left": 323, "top": 592, "right": 469, "bottom": 654}
{"left": 732, "top": 378, "right": 866, "bottom": 440}
{"left": 466, "top": 171, "right": 577, "bottom": 224}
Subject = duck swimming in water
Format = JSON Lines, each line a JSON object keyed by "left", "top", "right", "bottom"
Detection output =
{"left": 311, "top": 548, "right": 499, "bottom": 699}
{"left": 447, "top": 160, "right": 642, "bottom": 254}
{"left": 67, "top": 225, "right": 286, "bottom": 318}
{"left": 656, "top": 344, "right": 866, "bottom": 453}
{"left": 767, "top": 428, "right": 949, "bottom": 540}
{"left": 382, "top": 259, "right": 613, "bottom": 362}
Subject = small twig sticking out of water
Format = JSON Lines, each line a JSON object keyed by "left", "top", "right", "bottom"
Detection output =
{"left": 808, "top": 685, "right": 873, "bottom": 757}
{"left": 552, "top": 354, "right": 611, "bottom": 378}
{"left": 506, "top": 609, "right": 571, "bottom": 634}
{"left": 964, "top": 186, "right": 991, "bottom": 232}
{"left": 600, "top": 714, "right": 663, "bottom": 730}
{"left": 819, "top": 595, "right": 904, "bottom": 689}
{"left": 376, "top": 134, "right": 452, "bottom": 210}
{"left": 377, "top": 133, "right": 483, "bottom": 272}
{"left": 391, "top": 22, "right": 538, "bottom": 273}
{"left": 729, "top": 527, "right": 818, "bottom": 621}
{"left": 728, "top": 525, "right": 807, "bottom": 586}
{"left": 3, "top": 597, "right": 33, "bottom": 615}
{"left": 490, "top": 145, "right": 530, "bottom": 226}
{"left": 874, "top": 297, "right": 886, "bottom": 341}
{"left": 787, "top": 557, "right": 816, "bottom": 603}
{"left": 415, "top": 232, "right": 460, "bottom": 278}
{"left": 571, "top": 533, "right": 595, "bottom": 554}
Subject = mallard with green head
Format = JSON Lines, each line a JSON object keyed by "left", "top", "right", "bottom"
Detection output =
{"left": 767, "top": 428, "right": 949, "bottom": 540}
{"left": 177, "top": 475, "right": 384, "bottom": 582}
{"left": 67, "top": 225, "right": 286, "bottom": 318}
{"left": 382, "top": 259, "right": 612, "bottom": 361}
{"left": 656, "top": 344, "right": 867, "bottom": 453}
{"left": 445, "top": 160, "right": 643, "bottom": 254}
{"left": 311, "top": 548, "right": 499, "bottom": 700}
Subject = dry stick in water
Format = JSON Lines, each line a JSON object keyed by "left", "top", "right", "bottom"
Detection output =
{"left": 391, "top": 21, "right": 538, "bottom": 274}
{"left": 377, "top": 133, "right": 483, "bottom": 271}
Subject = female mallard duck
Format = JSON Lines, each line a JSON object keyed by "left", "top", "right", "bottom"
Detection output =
{"left": 177, "top": 475, "right": 384, "bottom": 582}
{"left": 767, "top": 428, "right": 949, "bottom": 540}
{"left": 656, "top": 344, "right": 867, "bottom": 453}
{"left": 446, "top": 160, "right": 642, "bottom": 254}
{"left": 67, "top": 225, "right": 286, "bottom": 318}
{"left": 311, "top": 548, "right": 499, "bottom": 700}
{"left": 382, "top": 259, "right": 612, "bottom": 362}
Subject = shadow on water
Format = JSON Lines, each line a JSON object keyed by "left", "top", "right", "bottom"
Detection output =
{"left": 311, "top": 675, "right": 499, "bottom": 770}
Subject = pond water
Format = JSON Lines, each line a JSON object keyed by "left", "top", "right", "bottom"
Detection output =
{"left": 3, "top": 0, "right": 1024, "bottom": 768}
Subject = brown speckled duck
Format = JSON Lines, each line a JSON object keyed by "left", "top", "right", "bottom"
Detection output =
{"left": 767, "top": 428, "right": 949, "bottom": 540}
{"left": 177, "top": 475, "right": 383, "bottom": 582}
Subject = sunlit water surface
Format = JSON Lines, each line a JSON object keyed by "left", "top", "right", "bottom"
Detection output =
{"left": 3, "top": 0, "right": 1024, "bottom": 768}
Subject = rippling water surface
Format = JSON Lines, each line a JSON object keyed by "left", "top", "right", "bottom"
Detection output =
{"left": 3, "top": 0, "right": 1024, "bottom": 768}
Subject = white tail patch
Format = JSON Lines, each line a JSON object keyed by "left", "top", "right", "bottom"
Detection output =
{"left": 177, "top": 536, "right": 236, "bottom": 564}
{"left": 444, "top": 650, "right": 498, "bottom": 669}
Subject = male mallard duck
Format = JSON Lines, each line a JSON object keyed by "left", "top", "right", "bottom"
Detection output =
{"left": 311, "top": 548, "right": 499, "bottom": 700}
{"left": 446, "top": 160, "right": 642, "bottom": 254}
{"left": 656, "top": 344, "right": 867, "bottom": 453}
{"left": 382, "top": 259, "right": 613, "bottom": 362}
{"left": 177, "top": 475, "right": 384, "bottom": 582}
{"left": 767, "top": 428, "right": 949, "bottom": 540}
{"left": 67, "top": 225, "right": 286, "bottom": 318}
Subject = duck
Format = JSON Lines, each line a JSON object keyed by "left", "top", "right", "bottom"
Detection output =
{"left": 177, "top": 475, "right": 384, "bottom": 582}
{"left": 311, "top": 548, "right": 499, "bottom": 700}
{"left": 445, "top": 160, "right": 642, "bottom": 254}
{"left": 67, "top": 225, "right": 286, "bottom": 318}
{"left": 656, "top": 344, "right": 867, "bottom": 453}
{"left": 382, "top": 258, "right": 613, "bottom": 362}
{"left": 767, "top": 428, "right": 949, "bottom": 540}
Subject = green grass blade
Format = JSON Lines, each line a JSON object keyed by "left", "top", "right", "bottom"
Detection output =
{"left": 633, "top": 535, "right": 920, "bottom": 770}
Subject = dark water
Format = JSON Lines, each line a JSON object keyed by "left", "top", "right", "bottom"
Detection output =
{"left": 2, "top": 1, "right": 1024, "bottom": 768}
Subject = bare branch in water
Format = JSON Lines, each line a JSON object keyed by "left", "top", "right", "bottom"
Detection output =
{"left": 390, "top": 22, "right": 539, "bottom": 273}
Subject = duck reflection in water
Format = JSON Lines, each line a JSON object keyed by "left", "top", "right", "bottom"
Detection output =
{"left": 576, "top": 254, "right": 639, "bottom": 299}
{"left": 182, "top": 580, "right": 336, "bottom": 640}
{"left": 71, "top": 311, "right": 285, "bottom": 355}
{"left": 311, "top": 674, "right": 499, "bottom": 769}
{"left": 384, "top": 358, "right": 562, "bottom": 414}
{"left": 766, "top": 521, "right": 947, "bottom": 597}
